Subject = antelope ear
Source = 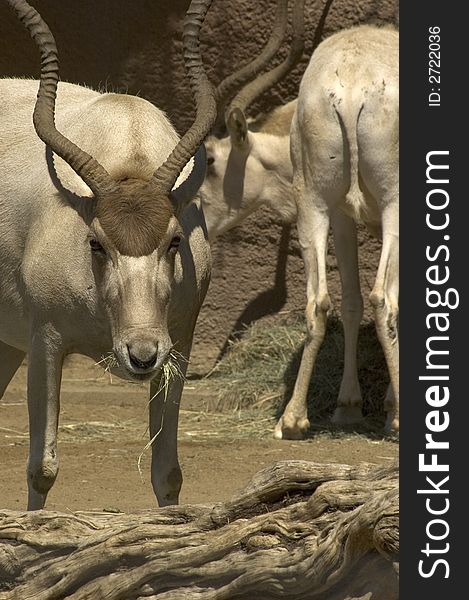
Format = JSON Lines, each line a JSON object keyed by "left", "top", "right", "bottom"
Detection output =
{"left": 226, "top": 107, "right": 249, "bottom": 148}
{"left": 170, "top": 144, "right": 207, "bottom": 216}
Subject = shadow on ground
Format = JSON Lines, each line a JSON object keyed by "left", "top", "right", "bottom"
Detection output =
{"left": 198, "top": 313, "right": 389, "bottom": 440}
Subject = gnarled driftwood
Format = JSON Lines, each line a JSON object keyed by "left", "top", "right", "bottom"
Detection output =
{"left": 0, "top": 461, "right": 398, "bottom": 599}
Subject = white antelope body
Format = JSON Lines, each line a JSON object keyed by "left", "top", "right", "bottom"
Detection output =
{"left": 0, "top": 0, "right": 216, "bottom": 509}
{"left": 200, "top": 21, "right": 399, "bottom": 438}
{"left": 286, "top": 25, "right": 399, "bottom": 437}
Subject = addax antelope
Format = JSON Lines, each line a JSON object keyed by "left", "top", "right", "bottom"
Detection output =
{"left": 0, "top": 0, "right": 216, "bottom": 509}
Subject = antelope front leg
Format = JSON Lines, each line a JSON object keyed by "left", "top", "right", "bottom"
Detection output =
{"left": 149, "top": 348, "right": 189, "bottom": 506}
{"left": 274, "top": 199, "right": 330, "bottom": 440}
{"left": 330, "top": 209, "right": 364, "bottom": 424}
{"left": 27, "top": 327, "right": 64, "bottom": 510}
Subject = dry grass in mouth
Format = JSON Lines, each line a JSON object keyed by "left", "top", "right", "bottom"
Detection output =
{"left": 94, "top": 349, "right": 187, "bottom": 478}
{"left": 137, "top": 349, "right": 186, "bottom": 479}
{"left": 94, "top": 353, "right": 119, "bottom": 382}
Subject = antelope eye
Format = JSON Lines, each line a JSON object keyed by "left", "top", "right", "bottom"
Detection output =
{"left": 89, "top": 238, "right": 105, "bottom": 253}
{"left": 169, "top": 235, "right": 181, "bottom": 252}
{"left": 207, "top": 155, "right": 215, "bottom": 166}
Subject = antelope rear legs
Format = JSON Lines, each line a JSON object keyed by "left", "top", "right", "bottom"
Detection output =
{"left": 330, "top": 210, "right": 364, "bottom": 425}
{"left": 370, "top": 206, "right": 399, "bottom": 434}
{"left": 274, "top": 196, "right": 330, "bottom": 440}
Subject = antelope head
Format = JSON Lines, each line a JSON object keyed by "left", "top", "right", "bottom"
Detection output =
{"left": 11, "top": 0, "right": 216, "bottom": 380}
{"left": 199, "top": 0, "right": 305, "bottom": 240}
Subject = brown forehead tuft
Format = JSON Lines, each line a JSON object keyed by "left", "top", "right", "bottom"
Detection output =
{"left": 96, "top": 180, "right": 174, "bottom": 256}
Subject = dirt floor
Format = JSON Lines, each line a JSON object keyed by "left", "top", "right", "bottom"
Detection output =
{"left": 0, "top": 355, "right": 398, "bottom": 513}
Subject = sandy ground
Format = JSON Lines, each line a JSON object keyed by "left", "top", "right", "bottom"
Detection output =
{"left": 0, "top": 356, "right": 398, "bottom": 513}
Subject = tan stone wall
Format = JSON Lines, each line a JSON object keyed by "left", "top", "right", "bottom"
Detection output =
{"left": 0, "top": 0, "right": 398, "bottom": 371}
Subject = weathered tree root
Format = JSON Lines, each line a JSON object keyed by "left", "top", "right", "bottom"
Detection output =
{"left": 0, "top": 461, "right": 398, "bottom": 599}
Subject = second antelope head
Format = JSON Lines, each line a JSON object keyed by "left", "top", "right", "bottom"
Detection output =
{"left": 199, "top": 0, "right": 305, "bottom": 239}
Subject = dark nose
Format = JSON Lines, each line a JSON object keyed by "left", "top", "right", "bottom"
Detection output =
{"left": 127, "top": 344, "right": 158, "bottom": 370}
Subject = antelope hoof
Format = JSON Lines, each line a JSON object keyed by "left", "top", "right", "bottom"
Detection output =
{"left": 384, "top": 413, "right": 400, "bottom": 438}
{"left": 273, "top": 415, "right": 310, "bottom": 440}
{"left": 331, "top": 406, "right": 364, "bottom": 425}
{"left": 27, "top": 462, "right": 58, "bottom": 510}
{"left": 28, "top": 462, "right": 58, "bottom": 495}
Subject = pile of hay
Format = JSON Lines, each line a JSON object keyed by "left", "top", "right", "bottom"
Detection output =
{"left": 202, "top": 312, "right": 388, "bottom": 426}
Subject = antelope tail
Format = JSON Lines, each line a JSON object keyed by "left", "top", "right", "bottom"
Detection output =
{"left": 334, "top": 102, "right": 366, "bottom": 221}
